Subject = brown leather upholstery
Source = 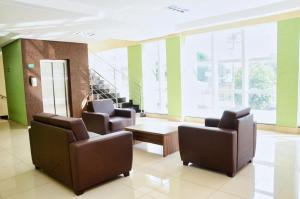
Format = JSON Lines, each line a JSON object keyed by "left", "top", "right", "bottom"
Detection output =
{"left": 218, "top": 107, "right": 251, "bottom": 129}
{"left": 178, "top": 107, "right": 256, "bottom": 177}
{"left": 87, "top": 99, "right": 115, "bottom": 116}
{"left": 109, "top": 117, "right": 133, "bottom": 131}
{"left": 83, "top": 100, "right": 136, "bottom": 134}
{"left": 204, "top": 118, "right": 220, "bottom": 127}
{"left": 29, "top": 113, "right": 133, "bottom": 195}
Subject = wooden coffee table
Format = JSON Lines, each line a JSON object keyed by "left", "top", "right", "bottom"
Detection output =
{"left": 125, "top": 123, "right": 179, "bottom": 157}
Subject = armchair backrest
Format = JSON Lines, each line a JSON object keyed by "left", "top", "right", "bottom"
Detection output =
{"left": 33, "top": 113, "right": 90, "bottom": 141}
{"left": 87, "top": 99, "right": 115, "bottom": 116}
{"left": 218, "top": 107, "right": 251, "bottom": 130}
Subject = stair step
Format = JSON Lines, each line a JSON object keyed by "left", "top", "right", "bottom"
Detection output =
{"left": 111, "top": 97, "right": 126, "bottom": 103}
{"left": 121, "top": 102, "right": 132, "bottom": 108}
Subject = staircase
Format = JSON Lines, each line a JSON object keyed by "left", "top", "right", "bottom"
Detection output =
{"left": 89, "top": 69, "right": 142, "bottom": 113}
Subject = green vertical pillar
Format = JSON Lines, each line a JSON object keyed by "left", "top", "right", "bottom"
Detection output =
{"left": 128, "top": 45, "right": 143, "bottom": 106}
{"left": 2, "top": 39, "right": 28, "bottom": 125}
{"left": 166, "top": 36, "right": 182, "bottom": 118}
{"left": 277, "top": 18, "right": 300, "bottom": 127}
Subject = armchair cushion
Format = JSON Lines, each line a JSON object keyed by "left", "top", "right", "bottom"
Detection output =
{"left": 218, "top": 107, "right": 251, "bottom": 129}
{"left": 109, "top": 117, "right": 133, "bottom": 131}
{"left": 87, "top": 100, "right": 115, "bottom": 116}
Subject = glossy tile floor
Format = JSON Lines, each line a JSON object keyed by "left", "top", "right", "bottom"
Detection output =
{"left": 0, "top": 118, "right": 299, "bottom": 199}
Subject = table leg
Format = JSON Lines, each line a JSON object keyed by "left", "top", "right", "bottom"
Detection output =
{"left": 163, "top": 133, "right": 179, "bottom": 157}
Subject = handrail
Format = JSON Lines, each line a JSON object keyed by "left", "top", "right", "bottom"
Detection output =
{"left": 89, "top": 69, "right": 119, "bottom": 105}
{"left": 90, "top": 68, "right": 117, "bottom": 90}
{"left": 88, "top": 50, "right": 142, "bottom": 88}
{"left": 88, "top": 51, "right": 144, "bottom": 111}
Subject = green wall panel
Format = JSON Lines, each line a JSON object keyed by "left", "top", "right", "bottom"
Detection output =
{"left": 128, "top": 45, "right": 143, "bottom": 106}
{"left": 2, "top": 40, "right": 27, "bottom": 125}
{"left": 166, "top": 37, "right": 182, "bottom": 118}
{"left": 277, "top": 18, "right": 300, "bottom": 127}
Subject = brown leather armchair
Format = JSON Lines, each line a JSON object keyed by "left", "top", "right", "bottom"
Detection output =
{"left": 82, "top": 99, "right": 136, "bottom": 135}
{"left": 29, "top": 113, "right": 133, "bottom": 195}
{"left": 178, "top": 108, "right": 257, "bottom": 177}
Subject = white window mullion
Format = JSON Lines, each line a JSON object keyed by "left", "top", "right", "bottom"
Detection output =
{"left": 211, "top": 33, "right": 218, "bottom": 115}
{"left": 241, "top": 29, "right": 249, "bottom": 107}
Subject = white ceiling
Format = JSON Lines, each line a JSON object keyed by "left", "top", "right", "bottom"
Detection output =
{"left": 0, "top": 0, "right": 299, "bottom": 45}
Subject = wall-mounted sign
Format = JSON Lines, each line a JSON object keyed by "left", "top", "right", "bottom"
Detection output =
{"left": 30, "top": 76, "right": 38, "bottom": 87}
{"left": 27, "top": 64, "right": 35, "bottom": 69}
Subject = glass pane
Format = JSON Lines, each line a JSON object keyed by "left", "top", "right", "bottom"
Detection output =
{"left": 248, "top": 60, "right": 276, "bottom": 123}
{"left": 94, "top": 48, "right": 129, "bottom": 100}
{"left": 142, "top": 40, "right": 167, "bottom": 114}
{"left": 40, "top": 62, "right": 55, "bottom": 114}
{"left": 218, "top": 62, "right": 243, "bottom": 109}
{"left": 182, "top": 22, "right": 277, "bottom": 123}
{"left": 245, "top": 23, "right": 277, "bottom": 124}
{"left": 245, "top": 23, "right": 277, "bottom": 59}
{"left": 52, "top": 61, "right": 68, "bottom": 117}
{"left": 214, "top": 29, "right": 242, "bottom": 61}
{"left": 182, "top": 33, "right": 214, "bottom": 117}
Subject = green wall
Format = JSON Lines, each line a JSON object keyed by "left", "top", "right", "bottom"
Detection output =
{"left": 2, "top": 40, "right": 27, "bottom": 125}
{"left": 128, "top": 45, "right": 143, "bottom": 106}
{"left": 277, "top": 18, "right": 300, "bottom": 127}
{"left": 166, "top": 37, "right": 182, "bottom": 118}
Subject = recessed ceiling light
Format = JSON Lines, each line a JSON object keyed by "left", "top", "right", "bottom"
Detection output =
{"left": 73, "top": 32, "right": 95, "bottom": 38}
{"left": 167, "top": 5, "right": 189, "bottom": 13}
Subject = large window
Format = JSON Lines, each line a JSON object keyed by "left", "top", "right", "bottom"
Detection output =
{"left": 182, "top": 23, "right": 277, "bottom": 124}
{"left": 142, "top": 40, "right": 168, "bottom": 114}
{"left": 89, "top": 48, "right": 129, "bottom": 100}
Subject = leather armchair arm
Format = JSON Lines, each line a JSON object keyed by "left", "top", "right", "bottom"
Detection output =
{"left": 114, "top": 108, "right": 135, "bottom": 118}
{"left": 204, "top": 118, "right": 220, "bottom": 127}
{"left": 69, "top": 131, "right": 133, "bottom": 194}
{"left": 82, "top": 111, "right": 109, "bottom": 135}
{"left": 178, "top": 125, "right": 237, "bottom": 176}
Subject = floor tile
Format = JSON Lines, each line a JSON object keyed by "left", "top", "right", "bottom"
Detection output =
{"left": 208, "top": 191, "right": 243, "bottom": 199}
{"left": 0, "top": 170, "right": 51, "bottom": 197}
{"left": 1, "top": 119, "right": 300, "bottom": 199}
{"left": 147, "top": 178, "right": 216, "bottom": 199}
{"left": 3, "top": 182, "right": 76, "bottom": 199}
{"left": 78, "top": 181, "right": 143, "bottom": 199}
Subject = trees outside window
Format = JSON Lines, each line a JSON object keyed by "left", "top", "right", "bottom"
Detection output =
{"left": 182, "top": 23, "right": 277, "bottom": 123}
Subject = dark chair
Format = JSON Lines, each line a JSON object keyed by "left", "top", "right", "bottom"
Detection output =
{"left": 82, "top": 99, "right": 136, "bottom": 135}
{"left": 29, "top": 113, "right": 133, "bottom": 195}
{"left": 178, "top": 107, "right": 257, "bottom": 177}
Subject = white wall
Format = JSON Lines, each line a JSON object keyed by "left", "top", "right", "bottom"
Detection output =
{"left": 0, "top": 54, "right": 8, "bottom": 116}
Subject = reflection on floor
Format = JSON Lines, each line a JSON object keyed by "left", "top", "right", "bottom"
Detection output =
{"left": 0, "top": 118, "right": 299, "bottom": 199}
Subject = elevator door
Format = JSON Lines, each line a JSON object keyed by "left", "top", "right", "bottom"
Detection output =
{"left": 40, "top": 60, "right": 70, "bottom": 117}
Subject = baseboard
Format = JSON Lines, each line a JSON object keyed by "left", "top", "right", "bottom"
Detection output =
{"left": 258, "top": 124, "right": 299, "bottom": 134}
{"left": 145, "top": 113, "right": 182, "bottom": 121}
{"left": 144, "top": 114, "right": 300, "bottom": 134}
